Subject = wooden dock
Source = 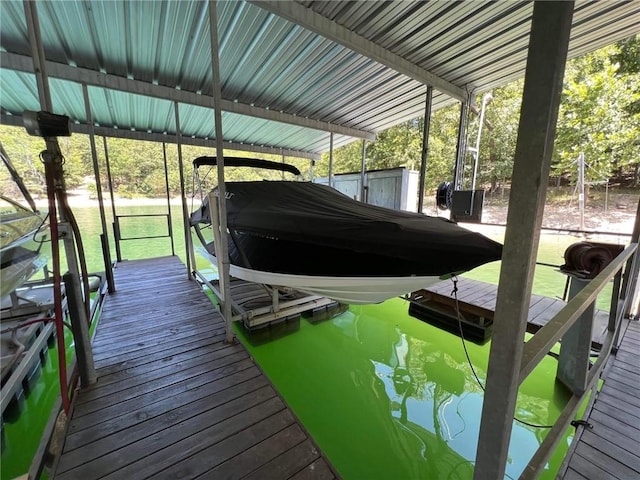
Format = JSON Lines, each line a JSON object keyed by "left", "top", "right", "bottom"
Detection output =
{"left": 560, "top": 319, "right": 640, "bottom": 479}
{"left": 53, "top": 256, "right": 337, "bottom": 480}
{"left": 410, "top": 277, "right": 609, "bottom": 345}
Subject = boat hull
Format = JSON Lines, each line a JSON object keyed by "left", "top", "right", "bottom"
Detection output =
{"left": 197, "top": 246, "right": 443, "bottom": 304}
{"left": 1, "top": 246, "right": 48, "bottom": 298}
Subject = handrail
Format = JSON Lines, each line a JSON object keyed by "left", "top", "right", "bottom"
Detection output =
{"left": 519, "top": 242, "right": 637, "bottom": 383}
{"left": 114, "top": 213, "right": 171, "bottom": 241}
{"left": 518, "top": 241, "right": 638, "bottom": 480}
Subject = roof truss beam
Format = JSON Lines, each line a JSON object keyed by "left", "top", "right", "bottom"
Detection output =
{"left": 251, "top": 0, "right": 467, "bottom": 101}
{"left": 0, "top": 113, "right": 319, "bottom": 160}
{"left": 1, "top": 51, "right": 374, "bottom": 142}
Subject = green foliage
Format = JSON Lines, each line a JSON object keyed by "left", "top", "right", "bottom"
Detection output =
{"left": 322, "top": 36, "right": 638, "bottom": 193}
{"left": 554, "top": 41, "right": 639, "bottom": 186}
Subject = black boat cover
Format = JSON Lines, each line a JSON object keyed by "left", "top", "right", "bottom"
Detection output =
{"left": 191, "top": 181, "right": 502, "bottom": 277}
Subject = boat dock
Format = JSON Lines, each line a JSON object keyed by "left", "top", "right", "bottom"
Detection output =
{"left": 559, "top": 319, "right": 640, "bottom": 479}
{"left": 52, "top": 256, "right": 337, "bottom": 480}
{"left": 410, "top": 277, "right": 609, "bottom": 345}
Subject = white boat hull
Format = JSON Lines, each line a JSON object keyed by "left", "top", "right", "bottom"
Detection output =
{"left": 197, "top": 247, "right": 442, "bottom": 304}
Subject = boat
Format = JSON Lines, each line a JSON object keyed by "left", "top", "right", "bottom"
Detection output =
{"left": 0, "top": 143, "right": 48, "bottom": 299}
{"left": 190, "top": 157, "right": 502, "bottom": 304}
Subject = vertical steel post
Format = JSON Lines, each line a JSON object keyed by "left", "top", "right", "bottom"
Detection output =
{"left": 474, "top": 2, "right": 574, "bottom": 479}
{"left": 82, "top": 84, "right": 115, "bottom": 293}
{"left": 453, "top": 95, "right": 471, "bottom": 191}
{"left": 417, "top": 86, "right": 433, "bottom": 214}
{"left": 360, "top": 140, "right": 367, "bottom": 202}
{"left": 328, "top": 132, "right": 334, "bottom": 188}
{"left": 620, "top": 199, "right": 640, "bottom": 319}
{"left": 162, "top": 142, "right": 176, "bottom": 256}
{"left": 102, "top": 137, "right": 121, "bottom": 262}
{"left": 174, "top": 102, "right": 194, "bottom": 279}
{"left": 556, "top": 277, "right": 594, "bottom": 394}
{"left": 209, "top": 1, "right": 234, "bottom": 343}
{"left": 578, "top": 151, "right": 585, "bottom": 230}
{"left": 23, "top": 0, "right": 96, "bottom": 387}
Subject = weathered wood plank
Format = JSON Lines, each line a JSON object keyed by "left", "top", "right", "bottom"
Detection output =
{"left": 581, "top": 430, "right": 640, "bottom": 473}
{"left": 205, "top": 424, "right": 307, "bottom": 478}
{"left": 71, "top": 357, "right": 255, "bottom": 421}
{"left": 569, "top": 453, "right": 617, "bottom": 480}
{"left": 605, "top": 367, "right": 640, "bottom": 392}
{"left": 562, "top": 317, "right": 640, "bottom": 480}
{"left": 290, "top": 459, "right": 337, "bottom": 480}
{"left": 242, "top": 439, "right": 324, "bottom": 480}
{"left": 600, "top": 383, "right": 640, "bottom": 409}
{"left": 93, "top": 324, "right": 225, "bottom": 363}
{"left": 76, "top": 344, "right": 246, "bottom": 405}
{"left": 597, "top": 391, "right": 640, "bottom": 420}
{"left": 99, "top": 402, "right": 292, "bottom": 480}
{"left": 94, "top": 325, "right": 227, "bottom": 370}
{"left": 93, "top": 330, "right": 229, "bottom": 376}
{"left": 65, "top": 367, "right": 264, "bottom": 445}
{"left": 586, "top": 418, "right": 640, "bottom": 459}
{"left": 57, "top": 384, "right": 278, "bottom": 475}
{"left": 54, "top": 257, "right": 335, "bottom": 480}
{"left": 151, "top": 409, "right": 297, "bottom": 479}
{"left": 574, "top": 442, "right": 639, "bottom": 479}
{"left": 563, "top": 468, "right": 589, "bottom": 480}
{"left": 589, "top": 409, "right": 640, "bottom": 442}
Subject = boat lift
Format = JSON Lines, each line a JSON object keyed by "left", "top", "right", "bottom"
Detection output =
{"left": 436, "top": 92, "right": 493, "bottom": 222}
{"left": 189, "top": 157, "right": 342, "bottom": 332}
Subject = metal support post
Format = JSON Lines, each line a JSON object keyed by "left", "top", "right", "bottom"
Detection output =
{"left": 24, "top": 0, "right": 96, "bottom": 388}
{"left": 556, "top": 277, "right": 594, "bottom": 394}
{"left": 578, "top": 152, "right": 585, "bottom": 231}
{"left": 42, "top": 146, "right": 97, "bottom": 387}
{"left": 453, "top": 95, "right": 471, "bottom": 191}
{"left": 209, "top": 0, "right": 234, "bottom": 343}
{"left": 328, "top": 132, "right": 334, "bottom": 188}
{"left": 102, "top": 137, "right": 122, "bottom": 262}
{"left": 63, "top": 272, "right": 95, "bottom": 386}
{"left": 360, "top": 140, "right": 367, "bottom": 202}
{"left": 417, "top": 86, "right": 433, "bottom": 214}
{"left": 474, "top": 2, "right": 574, "bottom": 479}
{"left": 83, "top": 84, "right": 115, "bottom": 293}
{"left": 174, "top": 102, "right": 195, "bottom": 279}
{"left": 162, "top": 142, "right": 176, "bottom": 256}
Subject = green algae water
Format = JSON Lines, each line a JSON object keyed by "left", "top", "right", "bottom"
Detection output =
{"left": 2, "top": 203, "right": 624, "bottom": 478}
{"left": 235, "top": 298, "right": 578, "bottom": 480}
{"left": 1, "top": 328, "right": 76, "bottom": 480}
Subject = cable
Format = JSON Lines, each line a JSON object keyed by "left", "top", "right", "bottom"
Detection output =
{"left": 449, "top": 276, "right": 554, "bottom": 430}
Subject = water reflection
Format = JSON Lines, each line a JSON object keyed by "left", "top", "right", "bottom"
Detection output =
{"left": 288, "top": 301, "right": 572, "bottom": 479}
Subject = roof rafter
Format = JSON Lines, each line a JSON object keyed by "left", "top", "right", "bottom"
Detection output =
{"left": 251, "top": 0, "right": 467, "bottom": 101}
{"left": 0, "top": 51, "right": 375, "bottom": 142}
{"left": 0, "top": 113, "right": 320, "bottom": 160}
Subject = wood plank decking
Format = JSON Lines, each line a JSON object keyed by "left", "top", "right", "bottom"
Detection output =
{"left": 412, "top": 277, "right": 609, "bottom": 346}
{"left": 53, "top": 256, "right": 337, "bottom": 480}
{"left": 560, "top": 319, "right": 640, "bottom": 480}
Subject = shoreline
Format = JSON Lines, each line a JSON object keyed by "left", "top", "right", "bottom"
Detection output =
{"left": 35, "top": 190, "right": 636, "bottom": 236}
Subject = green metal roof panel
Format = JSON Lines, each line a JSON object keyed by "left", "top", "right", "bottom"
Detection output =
{"left": 1, "top": 0, "right": 639, "bottom": 156}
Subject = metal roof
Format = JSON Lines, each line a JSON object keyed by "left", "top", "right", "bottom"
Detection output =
{"left": 1, "top": 1, "right": 639, "bottom": 159}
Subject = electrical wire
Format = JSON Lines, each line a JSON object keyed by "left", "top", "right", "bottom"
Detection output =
{"left": 449, "top": 276, "right": 554, "bottom": 430}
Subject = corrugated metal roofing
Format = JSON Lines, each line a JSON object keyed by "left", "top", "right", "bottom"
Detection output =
{"left": 1, "top": 1, "right": 639, "bottom": 158}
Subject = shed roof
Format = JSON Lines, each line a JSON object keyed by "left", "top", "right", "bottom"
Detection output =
{"left": 1, "top": 1, "right": 639, "bottom": 159}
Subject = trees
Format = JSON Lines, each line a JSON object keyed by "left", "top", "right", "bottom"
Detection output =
{"left": 320, "top": 35, "right": 639, "bottom": 194}
{"left": 554, "top": 39, "right": 639, "bottom": 186}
